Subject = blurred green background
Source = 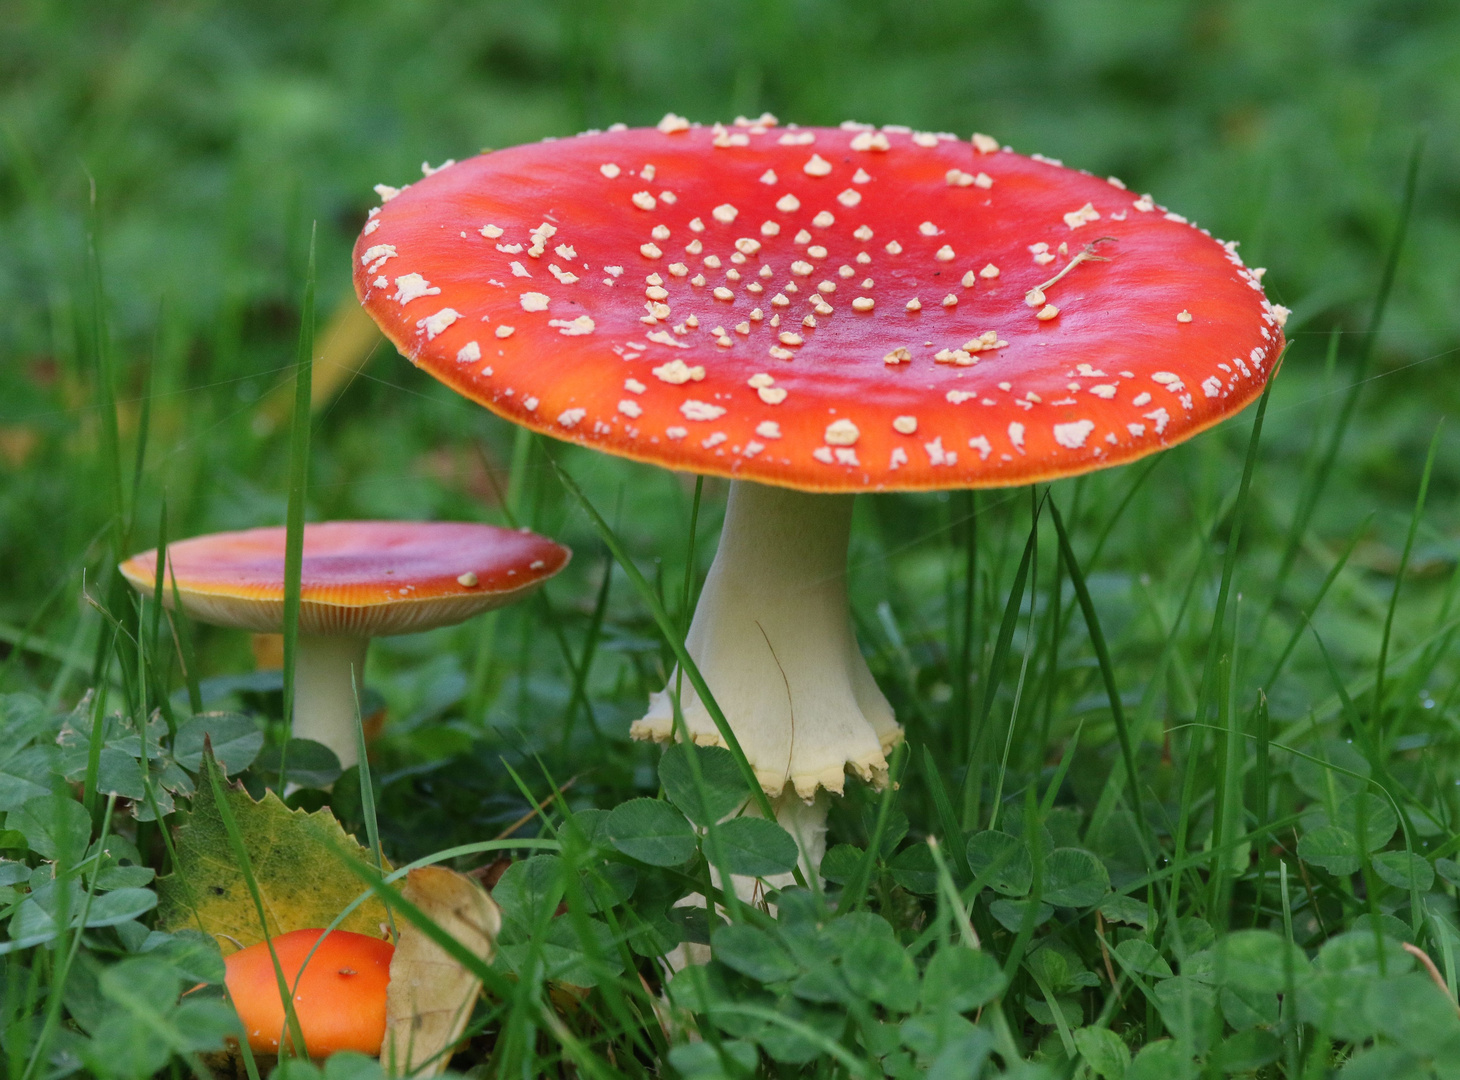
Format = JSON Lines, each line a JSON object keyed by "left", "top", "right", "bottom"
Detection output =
{"left": 2, "top": 0, "right": 1459, "bottom": 841}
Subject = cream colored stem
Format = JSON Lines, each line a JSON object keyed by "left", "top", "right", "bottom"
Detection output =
{"left": 632, "top": 480, "right": 900, "bottom": 805}
{"left": 292, "top": 635, "right": 369, "bottom": 769}
{"left": 668, "top": 791, "right": 831, "bottom": 971}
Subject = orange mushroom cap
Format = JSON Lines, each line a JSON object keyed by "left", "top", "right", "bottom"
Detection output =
{"left": 225, "top": 928, "right": 393, "bottom": 1056}
{"left": 119, "top": 520, "right": 570, "bottom": 636}
{"left": 354, "top": 120, "right": 1286, "bottom": 493}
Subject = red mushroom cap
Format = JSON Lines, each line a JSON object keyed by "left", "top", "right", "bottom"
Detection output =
{"left": 119, "top": 520, "right": 570, "bottom": 635}
{"left": 355, "top": 120, "right": 1285, "bottom": 492}
{"left": 225, "top": 928, "right": 393, "bottom": 1056}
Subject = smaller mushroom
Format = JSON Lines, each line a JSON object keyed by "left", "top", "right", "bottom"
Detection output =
{"left": 120, "top": 521, "right": 569, "bottom": 768}
{"left": 225, "top": 928, "right": 393, "bottom": 1057}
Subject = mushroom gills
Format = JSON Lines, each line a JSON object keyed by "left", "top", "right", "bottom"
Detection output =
{"left": 631, "top": 480, "right": 902, "bottom": 800}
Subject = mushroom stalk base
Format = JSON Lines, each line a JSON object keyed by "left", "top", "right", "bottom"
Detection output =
{"left": 292, "top": 635, "right": 369, "bottom": 770}
{"left": 669, "top": 790, "right": 830, "bottom": 971}
{"left": 632, "top": 480, "right": 901, "bottom": 799}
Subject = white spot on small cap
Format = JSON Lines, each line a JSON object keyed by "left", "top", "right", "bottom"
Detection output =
{"left": 681, "top": 400, "right": 726, "bottom": 421}
{"left": 549, "top": 315, "right": 595, "bottom": 336}
{"left": 419, "top": 308, "right": 459, "bottom": 339}
{"left": 652, "top": 360, "right": 705, "bottom": 384}
{"left": 1054, "top": 420, "right": 1095, "bottom": 448}
{"left": 392, "top": 274, "right": 439, "bottom": 305}
{"left": 803, "top": 154, "right": 833, "bottom": 177}
{"left": 849, "top": 131, "right": 890, "bottom": 151}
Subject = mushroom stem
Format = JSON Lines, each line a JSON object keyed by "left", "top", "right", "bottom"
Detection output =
{"left": 633, "top": 480, "right": 901, "bottom": 819}
{"left": 746, "top": 789, "right": 831, "bottom": 894}
{"left": 292, "top": 635, "right": 370, "bottom": 769}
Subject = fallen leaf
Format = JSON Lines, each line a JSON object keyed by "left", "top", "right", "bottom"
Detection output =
{"left": 155, "top": 772, "right": 391, "bottom": 949}
{"left": 384, "top": 867, "right": 500, "bottom": 1076}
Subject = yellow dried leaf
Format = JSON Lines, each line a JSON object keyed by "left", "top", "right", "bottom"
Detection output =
{"left": 384, "top": 866, "right": 500, "bottom": 1076}
{"left": 155, "top": 777, "right": 391, "bottom": 949}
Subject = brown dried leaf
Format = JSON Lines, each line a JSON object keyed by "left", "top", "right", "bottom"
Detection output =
{"left": 384, "top": 866, "right": 501, "bottom": 1076}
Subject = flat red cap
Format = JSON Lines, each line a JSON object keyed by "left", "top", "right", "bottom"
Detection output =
{"left": 355, "top": 118, "right": 1286, "bottom": 492}
{"left": 120, "top": 521, "right": 570, "bottom": 637}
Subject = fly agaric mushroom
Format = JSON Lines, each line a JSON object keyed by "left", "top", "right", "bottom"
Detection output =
{"left": 352, "top": 119, "right": 1285, "bottom": 871}
{"left": 225, "top": 928, "right": 393, "bottom": 1056}
{"left": 120, "top": 521, "right": 569, "bottom": 768}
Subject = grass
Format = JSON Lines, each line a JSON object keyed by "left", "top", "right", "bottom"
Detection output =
{"left": 3, "top": 0, "right": 1460, "bottom": 1077}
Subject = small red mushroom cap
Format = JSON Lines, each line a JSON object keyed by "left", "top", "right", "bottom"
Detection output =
{"left": 355, "top": 121, "right": 1284, "bottom": 492}
{"left": 119, "top": 521, "right": 570, "bottom": 636}
{"left": 224, "top": 928, "right": 393, "bottom": 1056}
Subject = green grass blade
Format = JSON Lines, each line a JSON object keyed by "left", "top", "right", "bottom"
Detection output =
{"left": 20, "top": 797, "right": 113, "bottom": 1080}
{"left": 146, "top": 495, "right": 177, "bottom": 737}
{"left": 922, "top": 745, "right": 971, "bottom": 881}
{"left": 81, "top": 631, "right": 114, "bottom": 818}
{"left": 203, "top": 752, "right": 309, "bottom": 1057}
{"left": 954, "top": 490, "right": 977, "bottom": 764}
{"left": 989, "top": 501, "right": 1039, "bottom": 832}
{"left": 962, "top": 503, "right": 1038, "bottom": 827}
{"left": 167, "top": 561, "right": 204, "bottom": 715}
{"left": 1170, "top": 360, "right": 1280, "bottom": 913}
{"left": 1264, "top": 326, "right": 1341, "bottom": 632}
{"left": 1262, "top": 516, "right": 1369, "bottom": 690}
{"left": 0, "top": 530, "right": 102, "bottom": 691}
{"left": 1194, "top": 353, "right": 1281, "bottom": 729}
{"left": 1269, "top": 137, "right": 1423, "bottom": 607}
{"left": 1048, "top": 499, "right": 1152, "bottom": 869}
{"left": 1088, "top": 455, "right": 1163, "bottom": 569}
{"left": 85, "top": 192, "right": 125, "bottom": 551}
{"left": 334, "top": 846, "right": 521, "bottom": 999}
{"left": 351, "top": 676, "right": 394, "bottom": 939}
{"left": 842, "top": 741, "right": 907, "bottom": 911}
{"left": 129, "top": 315, "right": 156, "bottom": 516}
{"left": 548, "top": 453, "right": 776, "bottom": 823}
{"left": 278, "top": 224, "right": 317, "bottom": 789}
{"left": 1374, "top": 421, "right": 1442, "bottom": 732}
{"left": 559, "top": 551, "right": 614, "bottom": 752}
{"left": 148, "top": 497, "right": 168, "bottom": 673}
{"left": 681, "top": 475, "right": 704, "bottom": 636}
